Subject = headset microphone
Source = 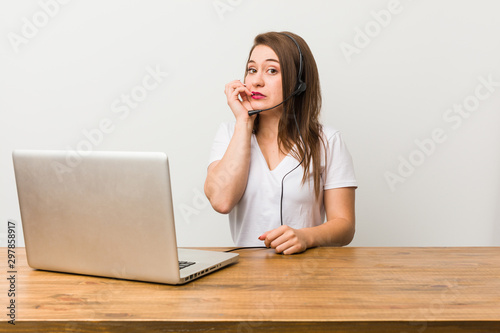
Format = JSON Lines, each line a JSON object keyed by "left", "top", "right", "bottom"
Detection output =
{"left": 247, "top": 33, "right": 306, "bottom": 117}
{"left": 248, "top": 93, "right": 295, "bottom": 116}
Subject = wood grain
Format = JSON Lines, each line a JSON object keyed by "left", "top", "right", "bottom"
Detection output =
{"left": 1, "top": 247, "right": 499, "bottom": 332}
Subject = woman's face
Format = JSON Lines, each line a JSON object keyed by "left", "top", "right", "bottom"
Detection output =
{"left": 245, "top": 45, "right": 283, "bottom": 112}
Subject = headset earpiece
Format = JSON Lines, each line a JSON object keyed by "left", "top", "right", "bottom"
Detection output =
{"left": 295, "top": 80, "right": 307, "bottom": 95}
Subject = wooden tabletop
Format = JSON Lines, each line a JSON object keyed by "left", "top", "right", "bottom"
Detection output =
{"left": 2, "top": 247, "right": 500, "bottom": 332}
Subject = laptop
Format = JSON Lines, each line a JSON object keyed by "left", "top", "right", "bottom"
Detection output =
{"left": 12, "top": 150, "right": 238, "bottom": 285}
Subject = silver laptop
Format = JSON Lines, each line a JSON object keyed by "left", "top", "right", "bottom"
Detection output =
{"left": 12, "top": 150, "right": 238, "bottom": 285}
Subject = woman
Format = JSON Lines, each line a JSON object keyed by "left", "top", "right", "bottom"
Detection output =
{"left": 204, "top": 31, "right": 357, "bottom": 255}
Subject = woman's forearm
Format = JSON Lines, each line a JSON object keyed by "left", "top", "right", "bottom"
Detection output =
{"left": 204, "top": 120, "right": 254, "bottom": 214}
{"left": 302, "top": 217, "right": 355, "bottom": 248}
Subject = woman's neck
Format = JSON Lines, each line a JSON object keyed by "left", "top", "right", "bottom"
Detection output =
{"left": 256, "top": 110, "right": 281, "bottom": 141}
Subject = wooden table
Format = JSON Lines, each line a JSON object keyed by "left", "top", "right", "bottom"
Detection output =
{"left": 2, "top": 247, "right": 499, "bottom": 332}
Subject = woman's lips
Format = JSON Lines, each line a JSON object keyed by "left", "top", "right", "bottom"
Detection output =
{"left": 251, "top": 91, "right": 265, "bottom": 99}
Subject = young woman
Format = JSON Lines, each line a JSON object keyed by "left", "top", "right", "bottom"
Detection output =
{"left": 204, "top": 31, "right": 357, "bottom": 255}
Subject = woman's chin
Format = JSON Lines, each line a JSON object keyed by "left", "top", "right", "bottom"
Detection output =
{"left": 249, "top": 100, "right": 273, "bottom": 111}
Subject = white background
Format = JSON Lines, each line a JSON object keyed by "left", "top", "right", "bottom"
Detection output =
{"left": 1, "top": 0, "right": 499, "bottom": 247}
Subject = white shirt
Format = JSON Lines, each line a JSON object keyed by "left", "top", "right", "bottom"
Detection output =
{"left": 208, "top": 121, "right": 357, "bottom": 246}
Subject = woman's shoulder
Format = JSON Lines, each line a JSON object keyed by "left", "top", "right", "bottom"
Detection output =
{"left": 214, "top": 120, "right": 236, "bottom": 136}
{"left": 320, "top": 124, "right": 341, "bottom": 142}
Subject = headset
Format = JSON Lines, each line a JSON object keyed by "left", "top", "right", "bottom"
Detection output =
{"left": 247, "top": 33, "right": 307, "bottom": 116}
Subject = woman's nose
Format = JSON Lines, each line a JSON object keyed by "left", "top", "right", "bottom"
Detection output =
{"left": 247, "top": 73, "right": 264, "bottom": 89}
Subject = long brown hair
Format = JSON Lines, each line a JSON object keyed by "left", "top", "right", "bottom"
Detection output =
{"left": 245, "top": 31, "right": 325, "bottom": 199}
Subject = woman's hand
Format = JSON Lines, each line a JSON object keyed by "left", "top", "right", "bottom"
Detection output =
{"left": 224, "top": 80, "right": 253, "bottom": 121}
{"left": 258, "top": 225, "right": 309, "bottom": 255}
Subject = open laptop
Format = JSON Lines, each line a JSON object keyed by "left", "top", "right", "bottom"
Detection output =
{"left": 12, "top": 150, "right": 238, "bottom": 285}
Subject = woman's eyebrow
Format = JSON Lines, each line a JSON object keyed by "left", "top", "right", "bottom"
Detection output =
{"left": 248, "top": 59, "right": 280, "bottom": 64}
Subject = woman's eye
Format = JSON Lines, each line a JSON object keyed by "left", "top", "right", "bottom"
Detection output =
{"left": 247, "top": 68, "right": 256, "bottom": 74}
{"left": 268, "top": 68, "right": 278, "bottom": 74}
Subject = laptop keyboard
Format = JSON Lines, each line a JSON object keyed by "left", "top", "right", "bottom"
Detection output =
{"left": 179, "top": 260, "right": 196, "bottom": 270}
